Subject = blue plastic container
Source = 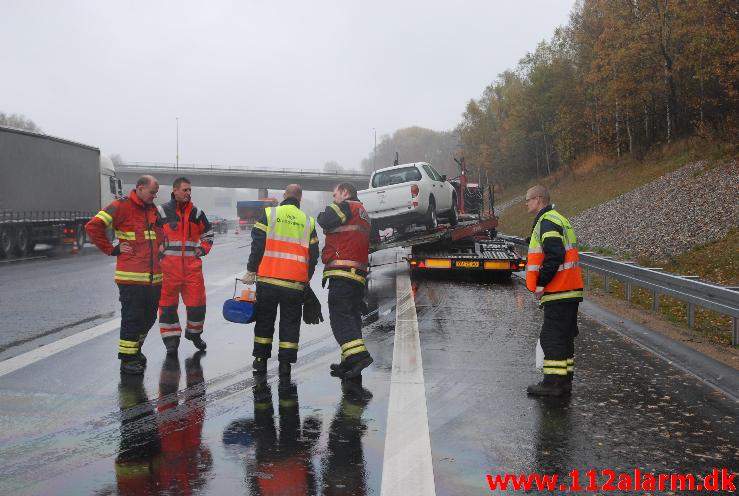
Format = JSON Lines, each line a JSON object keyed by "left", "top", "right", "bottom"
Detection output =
{"left": 222, "top": 298, "right": 256, "bottom": 324}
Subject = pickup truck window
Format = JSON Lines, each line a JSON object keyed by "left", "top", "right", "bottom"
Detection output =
{"left": 424, "top": 164, "right": 444, "bottom": 181}
{"left": 372, "top": 166, "right": 422, "bottom": 187}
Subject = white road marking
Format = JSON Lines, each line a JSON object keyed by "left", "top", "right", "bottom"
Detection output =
{"left": 380, "top": 254, "right": 436, "bottom": 496}
{"left": 0, "top": 273, "right": 240, "bottom": 378}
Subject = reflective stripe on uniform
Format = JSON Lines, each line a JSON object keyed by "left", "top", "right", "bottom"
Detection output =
{"left": 567, "top": 358, "right": 575, "bottom": 372}
{"left": 279, "top": 341, "right": 299, "bottom": 350}
{"left": 341, "top": 339, "right": 364, "bottom": 351}
{"left": 144, "top": 230, "right": 156, "bottom": 240}
{"left": 329, "top": 202, "right": 346, "bottom": 223}
{"left": 262, "top": 250, "right": 308, "bottom": 263}
{"left": 114, "top": 270, "right": 163, "bottom": 283}
{"left": 540, "top": 289, "right": 584, "bottom": 303}
{"left": 255, "top": 222, "right": 268, "bottom": 232}
{"left": 254, "top": 337, "right": 273, "bottom": 345}
{"left": 256, "top": 276, "right": 306, "bottom": 291}
{"left": 115, "top": 230, "right": 136, "bottom": 241}
{"left": 322, "top": 269, "right": 366, "bottom": 284}
{"left": 119, "top": 339, "right": 139, "bottom": 355}
{"left": 95, "top": 210, "right": 113, "bottom": 226}
{"left": 543, "top": 367, "right": 569, "bottom": 375}
{"left": 342, "top": 345, "right": 368, "bottom": 359}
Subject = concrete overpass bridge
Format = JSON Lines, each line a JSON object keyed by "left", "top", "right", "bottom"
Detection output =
{"left": 116, "top": 162, "right": 371, "bottom": 192}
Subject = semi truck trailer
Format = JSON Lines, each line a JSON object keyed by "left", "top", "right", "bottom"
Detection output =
{"left": 0, "top": 125, "right": 122, "bottom": 258}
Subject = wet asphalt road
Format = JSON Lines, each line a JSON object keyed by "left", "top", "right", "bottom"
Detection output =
{"left": 0, "top": 235, "right": 737, "bottom": 495}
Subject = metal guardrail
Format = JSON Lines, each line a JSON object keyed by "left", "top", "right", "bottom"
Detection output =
{"left": 500, "top": 234, "right": 739, "bottom": 346}
{"left": 119, "top": 162, "right": 370, "bottom": 178}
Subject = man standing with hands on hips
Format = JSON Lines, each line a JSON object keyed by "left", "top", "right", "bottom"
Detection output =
{"left": 525, "top": 185, "right": 583, "bottom": 397}
{"left": 317, "top": 182, "right": 373, "bottom": 381}
{"left": 86, "top": 175, "right": 163, "bottom": 375}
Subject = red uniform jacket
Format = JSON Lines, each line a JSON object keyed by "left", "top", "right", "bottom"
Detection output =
{"left": 86, "top": 190, "right": 163, "bottom": 285}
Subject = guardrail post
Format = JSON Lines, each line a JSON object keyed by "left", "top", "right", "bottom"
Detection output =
{"left": 687, "top": 303, "right": 695, "bottom": 328}
{"left": 626, "top": 282, "right": 632, "bottom": 302}
{"left": 604, "top": 274, "right": 609, "bottom": 293}
{"left": 733, "top": 318, "right": 738, "bottom": 347}
{"left": 652, "top": 291, "right": 660, "bottom": 311}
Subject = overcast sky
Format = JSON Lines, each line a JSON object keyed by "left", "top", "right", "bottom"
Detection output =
{"left": 1, "top": 0, "right": 574, "bottom": 171}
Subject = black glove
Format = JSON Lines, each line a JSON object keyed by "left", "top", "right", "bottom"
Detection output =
{"left": 302, "top": 286, "right": 324, "bottom": 325}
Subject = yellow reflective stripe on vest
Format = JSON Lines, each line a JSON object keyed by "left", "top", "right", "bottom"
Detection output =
{"left": 95, "top": 210, "right": 113, "bottom": 226}
{"left": 256, "top": 276, "right": 305, "bottom": 291}
{"left": 114, "top": 270, "right": 162, "bottom": 283}
{"left": 323, "top": 269, "right": 366, "bottom": 284}
{"left": 329, "top": 202, "right": 346, "bottom": 223}
{"left": 541, "top": 231, "right": 563, "bottom": 241}
{"left": 115, "top": 230, "right": 136, "bottom": 241}
{"left": 540, "top": 289, "right": 584, "bottom": 303}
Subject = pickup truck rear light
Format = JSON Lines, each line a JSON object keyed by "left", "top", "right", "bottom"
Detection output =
{"left": 410, "top": 184, "right": 419, "bottom": 197}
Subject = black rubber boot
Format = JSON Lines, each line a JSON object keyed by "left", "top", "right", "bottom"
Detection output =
{"left": 120, "top": 359, "right": 145, "bottom": 375}
{"left": 252, "top": 357, "right": 267, "bottom": 374}
{"left": 330, "top": 361, "right": 349, "bottom": 377}
{"left": 527, "top": 376, "right": 567, "bottom": 397}
{"left": 163, "top": 336, "right": 180, "bottom": 355}
{"left": 278, "top": 361, "right": 291, "bottom": 377}
{"left": 185, "top": 333, "right": 207, "bottom": 351}
{"left": 342, "top": 356, "right": 373, "bottom": 379}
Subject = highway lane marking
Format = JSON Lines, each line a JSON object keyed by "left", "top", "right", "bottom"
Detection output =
{"left": 380, "top": 253, "right": 436, "bottom": 496}
{"left": 0, "top": 274, "right": 240, "bottom": 378}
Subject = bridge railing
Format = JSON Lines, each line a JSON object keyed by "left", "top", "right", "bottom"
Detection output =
{"left": 500, "top": 234, "right": 739, "bottom": 346}
{"left": 119, "top": 162, "right": 369, "bottom": 177}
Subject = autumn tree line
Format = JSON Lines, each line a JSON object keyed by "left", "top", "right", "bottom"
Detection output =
{"left": 362, "top": 0, "right": 737, "bottom": 186}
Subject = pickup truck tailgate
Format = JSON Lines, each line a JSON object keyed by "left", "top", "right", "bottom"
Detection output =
{"left": 358, "top": 183, "right": 413, "bottom": 216}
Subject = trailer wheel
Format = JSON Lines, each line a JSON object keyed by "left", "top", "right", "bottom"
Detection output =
{"left": 425, "top": 197, "right": 437, "bottom": 229}
{"left": 0, "top": 227, "right": 14, "bottom": 258}
{"left": 448, "top": 197, "right": 459, "bottom": 226}
{"left": 15, "top": 227, "right": 30, "bottom": 256}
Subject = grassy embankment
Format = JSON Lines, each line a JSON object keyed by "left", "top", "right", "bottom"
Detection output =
{"left": 495, "top": 138, "right": 738, "bottom": 345}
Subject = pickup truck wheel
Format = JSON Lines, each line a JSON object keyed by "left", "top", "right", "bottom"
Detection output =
{"left": 448, "top": 198, "right": 459, "bottom": 226}
{"left": 425, "top": 197, "right": 437, "bottom": 229}
{"left": 15, "top": 227, "right": 30, "bottom": 256}
{"left": 0, "top": 227, "right": 15, "bottom": 258}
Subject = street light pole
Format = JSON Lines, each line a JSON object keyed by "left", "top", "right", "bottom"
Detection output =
{"left": 373, "top": 128, "right": 377, "bottom": 171}
{"left": 176, "top": 117, "right": 179, "bottom": 170}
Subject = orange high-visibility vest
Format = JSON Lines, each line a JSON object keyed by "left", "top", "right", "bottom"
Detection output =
{"left": 526, "top": 208, "right": 583, "bottom": 303}
{"left": 256, "top": 205, "right": 315, "bottom": 284}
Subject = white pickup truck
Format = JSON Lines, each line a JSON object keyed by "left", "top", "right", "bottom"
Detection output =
{"left": 358, "top": 162, "right": 458, "bottom": 236}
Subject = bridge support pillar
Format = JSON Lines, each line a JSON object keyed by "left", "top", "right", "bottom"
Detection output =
{"left": 258, "top": 188, "right": 269, "bottom": 199}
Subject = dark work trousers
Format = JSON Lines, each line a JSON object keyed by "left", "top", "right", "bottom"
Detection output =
{"left": 540, "top": 300, "right": 579, "bottom": 381}
{"left": 118, "top": 284, "right": 161, "bottom": 360}
{"left": 327, "top": 277, "right": 371, "bottom": 364}
{"left": 253, "top": 282, "right": 303, "bottom": 363}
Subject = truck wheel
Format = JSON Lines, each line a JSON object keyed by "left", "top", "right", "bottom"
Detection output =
{"left": 75, "top": 223, "right": 86, "bottom": 248}
{"left": 15, "top": 227, "right": 30, "bottom": 256}
{"left": 0, "top": 227, "right": 14, "bottom": 258}
{"left": 448, "top": 197, "right": 459, "bottom": 226}
{"left": 425, "top": 197, "right": 437, "bottom": 229}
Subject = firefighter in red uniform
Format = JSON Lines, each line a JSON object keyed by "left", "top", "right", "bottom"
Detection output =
{"left": 86, "top": 175, "right": 163, "bottom": 375}
{"left": 156, "top": 177, "right": 213, "bottom": 354}
{"left": 317, "top": 183, "right": 373, "bottom": 380}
